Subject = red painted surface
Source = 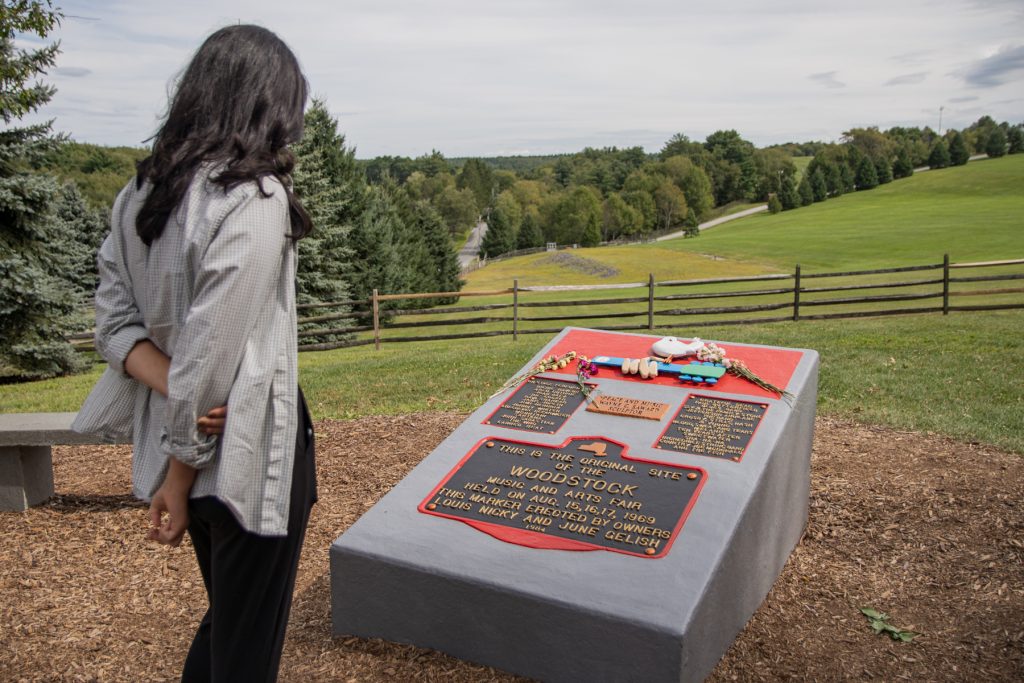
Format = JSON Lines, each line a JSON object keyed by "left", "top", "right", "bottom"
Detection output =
{"left": 544, "top": 329, "right": 803, "bottom": 399}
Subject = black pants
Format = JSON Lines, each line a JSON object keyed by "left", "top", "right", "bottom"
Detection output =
{"left": 181, "top": 389, "right": 316, "bottom": 683}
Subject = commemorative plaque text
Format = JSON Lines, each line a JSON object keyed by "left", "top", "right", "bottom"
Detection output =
{"left": 484, "top": 377, "right": 587, "bottom": 433}
{"left": 656, "top": 395, "right": 766, "bottom": 460}
{"left": 421, "top": 436, "right": 705, "bottom": 557}
{"left": 586, "top": 394, "right": 670, "bottom": 421}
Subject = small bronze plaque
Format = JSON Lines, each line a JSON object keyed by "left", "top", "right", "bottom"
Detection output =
{"left": 484, "top": 377, "right": 589, "bottom": 433}
{"left": 420, "top": 436, "right": 705, "bottom": 558}
{"left": 586, "top": 394, "right": 670, "bottom": 421}
{"left": 655, "top": 395, "right": 767, "bottom": 461}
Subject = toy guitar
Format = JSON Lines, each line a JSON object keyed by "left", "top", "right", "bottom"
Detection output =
{"left": 589, "top": 355, "right": 726, "bottom": 385}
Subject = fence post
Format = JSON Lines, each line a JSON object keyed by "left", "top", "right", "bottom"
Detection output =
{"left": 647, "top": 273, "right": 655, "bottom": 331}
{"left": 792, "top": 265, "right": 801, "bottom": 321}
{"left": 372, "top": 288, "right": 381, "bottom": 351}
{"left": 942, "top": 253, "right": 950, "bottom": 315}
{"left": 513, "top": 279, "right": 519, "bottom": 341}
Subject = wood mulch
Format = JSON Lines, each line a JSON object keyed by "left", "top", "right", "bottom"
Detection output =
{"left": 1, "top": 413, "right": 1021, "bottom": 682}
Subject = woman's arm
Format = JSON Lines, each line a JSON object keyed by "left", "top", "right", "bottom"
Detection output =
{"left": 124, "top": 340, "right": 227, "bottom": 435}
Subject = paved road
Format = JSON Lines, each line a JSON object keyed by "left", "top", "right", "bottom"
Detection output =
{"left": 458, "top": 220, "right": 487, "bottom": 270}
{"left": 655, "top": 204, "right": 768, "bottom": 242}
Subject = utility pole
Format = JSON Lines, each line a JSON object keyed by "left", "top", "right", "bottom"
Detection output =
{"left": 938, "top": 106, "right": 945, "bottom": 135}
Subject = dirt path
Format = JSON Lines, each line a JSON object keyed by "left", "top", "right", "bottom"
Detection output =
{"left": 1, "top": 414, "right": 1021, "bottom": 681}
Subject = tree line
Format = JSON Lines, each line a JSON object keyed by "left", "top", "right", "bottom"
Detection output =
{"left": 357, "top": 115, "right": 1022, "bottom": 261}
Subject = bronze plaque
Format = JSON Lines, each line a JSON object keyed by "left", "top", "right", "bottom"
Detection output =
{"left": 586, "top": 394, "right": 670, "bottom": 421}
{"left": 655, "top": 395, "right": 767, "bottom": 461}
{"left": 484, "top": 377, "right": 589, "bottom": 433}
{"left": 419, "top": 436, "right": 705, "bottom": 558}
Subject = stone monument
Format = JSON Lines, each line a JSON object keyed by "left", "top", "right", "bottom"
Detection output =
{"left": 330, "top": 327, "right": 818, "bottom": 682}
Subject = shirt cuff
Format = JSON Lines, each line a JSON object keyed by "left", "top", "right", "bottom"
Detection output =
{"left": 160, "top": 429, "right": 219, "bottom": 469}
{"left": 101, "top": 325, "right": 151, "bottom": 376}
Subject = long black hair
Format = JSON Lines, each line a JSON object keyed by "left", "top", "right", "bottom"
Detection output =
{"left": 135, "top": 25, "right": 312, "bottom": 245}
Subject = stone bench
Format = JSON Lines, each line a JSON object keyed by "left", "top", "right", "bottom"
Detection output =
{"left": 0, "top": 413, "right": 129, "bottom": 511}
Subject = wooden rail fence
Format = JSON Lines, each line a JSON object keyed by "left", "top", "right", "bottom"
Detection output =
{"left": 69, "top": 255, "right": 1024, "bottom": 352}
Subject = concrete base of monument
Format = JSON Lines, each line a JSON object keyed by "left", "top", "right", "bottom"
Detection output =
{"left": 330, "top": 328, "right": 818, "bottom": 683}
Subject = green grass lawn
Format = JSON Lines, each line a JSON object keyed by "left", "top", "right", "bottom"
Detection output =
{"left": 4, "top": 311, "right": 1022, "bottom": 454}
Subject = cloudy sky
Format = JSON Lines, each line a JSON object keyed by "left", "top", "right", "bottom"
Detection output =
{"left": 14, "top": 0, "right": 1024, "bottom": 157}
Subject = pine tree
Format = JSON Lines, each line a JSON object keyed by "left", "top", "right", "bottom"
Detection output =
{"left": 0, "top": 2, "right": 86, "bottom": 379}
{"left": 480, "top": 202, "right": 517, "bottom": 258}
{"left": 810, "top": 167, "right": 828, "bottom": 201}
{"left": 985, "top": 127, "right": 1007, "bottom": 158}
{"left": 797, "top": 175, "right": 814, "bottom": 206}
{"left": 928, "top": 139, "right": 951, "bottom": 169}
{"left": 839, "top": 161, "right": 856, "bottom": 193}
{"left": 1008, "top": 126, "right": 1024, "bottom": 154}
{"left": 948, "top": 131, "right": 970, "bottom": 166}
{"left": 892, "top": 146, "right": 914, "bottom": 178}
{"left": 516, "top": 213, "right": 544, "bottom": 250}
{"left": 292, "top": 99, "right": 359, "bottom": 343}
{"left": 348, "top": 185, "right": 405, "bottom": 316}
{"left": 413, "top": 200, "right": 462, "bottom": 300}
{"left": 54, "top": 181, "right": 107, "bottom": 297}
{"left": 767, "top": 194, "right": 782, "bottom": 214}
{"left": 778, "top": 175, "right": 801, "bottom": 209}
{"left": 855, "top": 156, "right": 878, "bottom": 190}
{"left": 874, "top": 156, "right": 893, "bottom": 184}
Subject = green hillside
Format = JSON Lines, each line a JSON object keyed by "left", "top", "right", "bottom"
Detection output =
{"left": 656, "top": 155, "right": 1024, "bottom": 271}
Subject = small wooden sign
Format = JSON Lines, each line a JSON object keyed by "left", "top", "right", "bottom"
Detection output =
{"left": 586, "top": 394, "right": 670, "bottom": 421}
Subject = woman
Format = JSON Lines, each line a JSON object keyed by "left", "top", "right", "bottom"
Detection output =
{"left": 86, "top": 25, "right": 316, "bottom": 682}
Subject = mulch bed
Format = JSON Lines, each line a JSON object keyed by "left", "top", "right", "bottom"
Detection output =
{"left": 1, "top": 413, "right": 1021, "bottom": 682}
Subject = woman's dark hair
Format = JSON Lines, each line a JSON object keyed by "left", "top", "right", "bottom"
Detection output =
{"left": 135, "top": 25, "right": 312, "bottom": 245}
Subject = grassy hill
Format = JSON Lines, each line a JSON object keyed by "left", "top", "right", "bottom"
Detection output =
{"left": 465, "top": 155, "right": 1023, "bottom": 289}
{"left": 656, "top": 155, "right": 1024, "bottom": 271}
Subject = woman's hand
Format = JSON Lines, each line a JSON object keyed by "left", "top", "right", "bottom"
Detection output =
{"left": 197, "top": 405, "right": 227, "bottom": 435}
{"left": 148, "top": 458, "right": 197, "bottom": 547}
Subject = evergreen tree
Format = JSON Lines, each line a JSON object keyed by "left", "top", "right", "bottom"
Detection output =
{"left": 54, "top": 181, "right": 107, "bottom": 297}
{"left": 516, "top": 212, "right": 544, "bottom": 250}
{"left": 892, "top": 146, "right": 914, "bottom": 178}
{"left": 948, "top": 130, "right": 970, "bottom": 166}
{"left": 809, "top": 167, "right": 828, "bottom": 201}
{"left": 292, "top": 99, "right": 359, "bottom": 343}
{"left": 480, "top": 193, "right": 518, "bottom": 258}
{"left": 985, "top": 126, "right": 1007, "bottom": 158}
{"left": 1008, "top": 126, "right": 1024, "bottom": 154}
{"left": 413, "top": 201, "right": 462, "bottom": 298}
{"left": 797, "top": 174, "right": 814, "bottom": 206}
{"left": 839, "top": 160, "right": 856, "bottom": 193}
{"left": 855, "top": 156, "right": 878, "bottom": 190}
{"left": 0, "top": 2, "right": 86, "bottom": 378}
{"left": 347, "top": 185, "right": 404, "bottom": 312}
{"left": 928, "top": 139, "right": 951, "bottom": 169}
{"left": 778, "top": 175, "right": 801, "bottom": 209}
{"left": 874, "top": 156, "right": 893, "bottom": 184}
{"left": 767, "top": 194, "right": 782, "bottom": 214}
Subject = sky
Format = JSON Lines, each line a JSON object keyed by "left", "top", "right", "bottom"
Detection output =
{"left": 13, "top": 0, "right": 1024, "bottom": 158}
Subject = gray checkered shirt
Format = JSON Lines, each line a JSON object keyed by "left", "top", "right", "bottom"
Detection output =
{"left": 84, "top": 168, "right": 299, "bottom": 536}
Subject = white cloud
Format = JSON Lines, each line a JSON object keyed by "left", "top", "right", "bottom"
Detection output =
{"left": 10, "top": 0, "right": 1024, "bottom": 155}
